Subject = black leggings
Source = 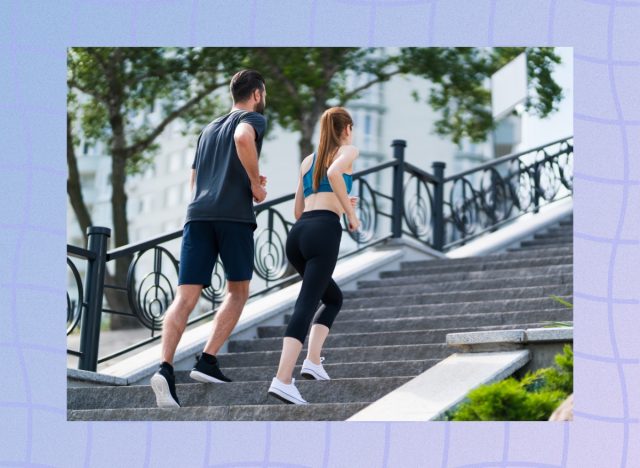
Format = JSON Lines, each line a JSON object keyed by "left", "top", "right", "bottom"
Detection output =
{"left": 284, "top": 210, "right": 343, "bottom": 344}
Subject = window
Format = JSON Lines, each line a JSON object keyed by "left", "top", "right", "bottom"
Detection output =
{"left": 163, "top": 220, "right": 179, "bottom": 233}
{"left": 169, "top": 153, "right": 181, "bottom": 172}
{"left": 183, "top": 182, "right": 192, "bottom": 203}
{"left": 184, "top": 148, "right": 194, "bottom": 168}
{"left": 166, "top": 185, "right": 181, "bottom": 207}
{"left": 141, "top": 194, "right": 153, "bottom": 213}
{"left": 137, "top": 227, "right": 151, "bottom": 241}
{"left": 364, "top": 114, "right": 371, "bottom": 135}
{"left": 79, "top": 174, "right": 93, "bottom": 187}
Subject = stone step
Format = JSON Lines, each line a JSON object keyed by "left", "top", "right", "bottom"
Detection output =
{"left": 328, "top": 295, "right": 572, "bottom": 322}
{"left": 520, "top": 239, "right": 573, "bottom": 247}
{"left": 398, "top": 247, "right": 572, "bottom": 269}
{"left": 215, "top": 343, "right": 452, "bottom": 368}
{"left": 380, "top": 256, "right": 572, "bottom": 278}
{"left": 359, "top": 264, "right": 572, "bottom": 288}
{"left": 397, "top": 253, "right": 573, "bottom": 272}
{"left": 512, "top": 245, "right": 574, "bottom": 253}
{"left": 341, "top": 284, "right": 572, "bottom": 310}
{"left": 533, "top": 233, "right": 573, "bottom": 240}
{"left": 506, "top": 244, "right": 573, "bottom": 254}
{"left": 68, "top": 376, "right": 413, "bottom": 410}
{"left": 537, "top": 234, "right": 572, "bottom": 241}
{"left": 68, "top": 402, "right": 370, "bottom": 421}
{"left": 543, "top": 227, "right": 573, "bottom": 235}
{"left": 261, "top": 308, "right": 570, "bottom": 338}
{"left": 346, "top": 274, "right": 572, "bottom": 298}
{"left": 228, "top": 322, "right": 549, "bottom": 353}
{"left": 174, "top": 359, "right": 439, "bottom": 383}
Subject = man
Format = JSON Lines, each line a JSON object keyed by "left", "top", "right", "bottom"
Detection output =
{"left": 150, "top": 69, "right": 267, "bottom": 408}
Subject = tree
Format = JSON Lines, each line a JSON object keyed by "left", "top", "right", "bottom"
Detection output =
{"left": 67, "top": 47, "right": 235, "bottom": 328}
{"left": 240, "top": 47, "right": 563, "bottom": 161}
{"left": 239, "top": 47, "right": 405, "bottom": 161}
{"left": 402, "top": 47, "right": 563, "bottom": 144}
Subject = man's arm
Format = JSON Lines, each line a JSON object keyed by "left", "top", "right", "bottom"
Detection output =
{"left": 234, "top": 122, "right": 266, "bottom": 202}
{"left": 189, "top": 169, "right": 196, "bottom": 192}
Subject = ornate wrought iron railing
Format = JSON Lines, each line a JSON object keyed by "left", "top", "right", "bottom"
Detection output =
{"left": 67, "top": 136, "right": 573, "bottom": 371}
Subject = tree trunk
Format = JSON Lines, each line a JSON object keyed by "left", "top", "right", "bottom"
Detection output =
{"left": 298, "top": 134, "right": 314, "bottom": 163}
{"left": 67, "top": 113, "right": 92, "bottom": 246}
{"left": 108, "top": 110, "right": 140, "bottom": 330}
{"left": 298, "top": 112, "right": 320, "bottom": 163}
{"left": 68, "top": 111, "right": 129, "bottom": 326}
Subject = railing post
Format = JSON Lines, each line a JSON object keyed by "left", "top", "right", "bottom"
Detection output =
{"left": 432, "top": 161, "right": 446, "bottom": 251}
{"left": 533, "top": 162, "right": 541, "bottom": 214}
{"left": 78, "top": 226, "right": 111, "bottom": 371}
{"left": 391, "top": 139, "right": 407, "bottom": 238}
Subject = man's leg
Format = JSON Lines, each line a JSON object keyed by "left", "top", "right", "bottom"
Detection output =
{"left": 202, "top": 280, "right": 250, "bottom": 355}
{"left": 202, "top": 221, "right": 254, "bottom": 355}
{"left": 153, "top": 284, "right": 203, "bottom": 408}
{"left": 161, "top": 284, "right": 203, "bottom": 364}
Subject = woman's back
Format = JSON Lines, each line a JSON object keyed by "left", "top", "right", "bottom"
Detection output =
{"left": 300, "top": 146, "right": 353, "bottom": 216}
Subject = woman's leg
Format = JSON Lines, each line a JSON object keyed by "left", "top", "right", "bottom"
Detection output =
{"left": 275, "top": 337, "right": 304, "bottom": 384}
{"left": 306, "top": 279, "right": 343, "bottom": 364}
{"left": 273, "top": 223, "right": 308, "bottom": 385}
{"left": 277, "top": 253, "right": 338, "bottom": 383}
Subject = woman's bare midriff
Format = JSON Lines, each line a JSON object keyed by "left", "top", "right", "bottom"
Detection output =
{"left": 303, "top": 192, "right": 344, "bottom": 217}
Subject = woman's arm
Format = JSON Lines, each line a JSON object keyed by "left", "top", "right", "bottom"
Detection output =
{"left": 293, "top": 173, "right": 305, "bottom": 220}
{"left": 327, "top": 145, "right": 359, "bottom": 230}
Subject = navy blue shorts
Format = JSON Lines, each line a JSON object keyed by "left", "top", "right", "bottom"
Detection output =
{"left": 178, "top": 220, "right": 255, "bottom": 286}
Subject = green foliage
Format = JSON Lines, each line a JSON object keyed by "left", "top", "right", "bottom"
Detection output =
{"left": 246, "top": 48, "right": 401, "bottom": 129}
{"left": 68, "top": 46, "right": 566, "bottom": 166}
{"left": 240, "top": 47, "right": 564, "bottom": 159}
{"left": 67, "top": 47, "right": 233, "bottom": 174}
{"left": 550, "top": 295, "right": 573, "bottom": 309}
{"left": 402, "top": 47, "right": 564, "bottom": 145}
{"left": 448, "top": 345, "right": 573, "bottom": 421}
{"left": 450, "top": 378, "right": 566, "bottom": 421}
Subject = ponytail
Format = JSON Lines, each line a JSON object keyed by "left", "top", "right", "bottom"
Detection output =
{"left": 313, "top": 107, "right": 353, "bottom": 192}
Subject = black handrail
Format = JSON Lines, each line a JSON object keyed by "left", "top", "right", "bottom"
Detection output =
{"left": 66, "top": 136, "right": 573, "bottom": 371}
{"left": 443, "top": 135, "right": 573, "bottom": 182}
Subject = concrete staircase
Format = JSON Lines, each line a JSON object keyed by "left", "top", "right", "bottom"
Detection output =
{"left": 67, "top": 214, "right": 573, "bottom": 421}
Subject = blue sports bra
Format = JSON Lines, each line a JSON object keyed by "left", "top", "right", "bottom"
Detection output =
{"left": 302, "top": 152, "right": 353, "bottom": 198}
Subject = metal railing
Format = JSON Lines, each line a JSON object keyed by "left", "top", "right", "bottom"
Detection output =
{"left": 66, "top": 136, "right": 573, "bottom": 371}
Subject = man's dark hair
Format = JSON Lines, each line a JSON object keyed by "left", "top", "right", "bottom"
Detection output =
{"left": 230, "top": 69, "right": 265, "bottom": 103}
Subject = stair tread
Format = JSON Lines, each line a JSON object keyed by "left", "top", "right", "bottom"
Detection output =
{"left": 230, "top": 323, "right": 556, "bottom": 353}
{"left": 68, "top": 402, "right": 371, "bottom": 421}
{"left": 260, "top": 308, "right": 571, "bottom": 337}
{"left": 70, "top": 215, "right": 573, "bottom": 420}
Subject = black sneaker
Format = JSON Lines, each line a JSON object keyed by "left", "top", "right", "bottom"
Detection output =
{"left": 150, "top": 362, "right": 180, "bottom": 408}
{"left": 189, "top": 353, "right": 232, "bottom": 383}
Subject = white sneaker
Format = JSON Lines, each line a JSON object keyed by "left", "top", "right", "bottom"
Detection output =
{"left": 301, "top": 357, "right": 330, "bottom": 380}
{"left": 268, "top": 377, "right": 308, "bottom": 405}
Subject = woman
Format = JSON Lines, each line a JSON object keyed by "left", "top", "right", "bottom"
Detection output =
{"left": 267, "top": 107, "right": 360, "bottom": 405}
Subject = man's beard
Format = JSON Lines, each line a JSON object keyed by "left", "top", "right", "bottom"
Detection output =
{"left": 254, "top": 97, "right": 265, "bottom": 114}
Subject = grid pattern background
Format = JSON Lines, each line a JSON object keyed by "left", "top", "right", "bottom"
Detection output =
{"left": 0, "top": 0, "right": 638, "bottom": 466}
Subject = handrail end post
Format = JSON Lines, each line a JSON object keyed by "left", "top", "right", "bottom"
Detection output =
{"left": 78, "top": 226, "right": 110, "bottom": 371}
{"left": 432, "top": 161, "right": 446, "bottom": 251}
{"left": 391, "top": 140, "right": 407, "bottom": 238}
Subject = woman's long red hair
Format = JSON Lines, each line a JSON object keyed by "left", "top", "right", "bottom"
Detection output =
{"left": 313, "top": 107, "right": 353, "bottom": 192}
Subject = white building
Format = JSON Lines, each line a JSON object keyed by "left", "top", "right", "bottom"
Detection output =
{"left": 67, "top": 47, "right": 573, "bottom": 314}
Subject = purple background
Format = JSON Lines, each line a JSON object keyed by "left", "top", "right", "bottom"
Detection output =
{"left": 0, "top": 0, "right": 638, "bottom": 466}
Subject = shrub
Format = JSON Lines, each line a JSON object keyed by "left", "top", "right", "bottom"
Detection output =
{"left": 447, "top": 345, "right": 573, "bottom": 421}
